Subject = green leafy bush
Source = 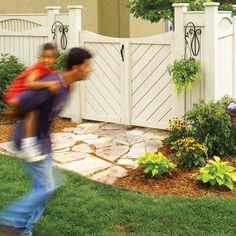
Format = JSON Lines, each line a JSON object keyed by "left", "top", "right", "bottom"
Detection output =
{"left": 171, "top": 137, "right": 207, "bottom": 168}
{"left": 54, "top": 51, "right": 67, "bottom": 72}
{"left": 195, "top": 156, "right": 236, "bottom": 190}
{"left": 185, "top": 100, "right": 233, "bottom": 156}
{"left": 0, "top": 54, "right": 25, "bottom": 111}
{"left": 165, "top": 117, "right": 191, "bottom": 144}
{"left": 168, "top": 58, "right": 201, "bottom": 95}
{"left": 136, "top": 152, "right": 176, "bottom": 177}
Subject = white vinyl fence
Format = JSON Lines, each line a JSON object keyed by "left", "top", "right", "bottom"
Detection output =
{"left": 1, "top": 3, "right": 236, "bottom": 129}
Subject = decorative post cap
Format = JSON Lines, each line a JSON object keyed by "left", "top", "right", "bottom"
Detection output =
{"left": 203, "top": 2, "right": 220, "bottom": 7}
{"left": 172, "top": 3, "right": 189, "bottom": 7}
{"left": 45, "top": 6, "right": 61, "bottom": 10}
{"left": 67, "top": 5, "right": 83, "bottom": 10}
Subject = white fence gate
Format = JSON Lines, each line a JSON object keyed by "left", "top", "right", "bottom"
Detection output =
{"left": 80, "top": 31, "right": 175, "bottom": 129}
{"left": 1, "top": 3, "right": 236, "bottom": 130}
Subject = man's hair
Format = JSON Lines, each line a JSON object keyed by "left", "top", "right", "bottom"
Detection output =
{"left": 67, "top": 47, "right": 92, "bottom": 70}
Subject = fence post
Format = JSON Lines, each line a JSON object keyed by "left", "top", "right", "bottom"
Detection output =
{"left": 45, "top": 6, "right": 61, "bottom": 42}
{"left": 67, "top": 5, "right": 83, "bottom": 48}
{"left": 233, "top": 16, "right": 236, "bottom": 97}
{"left": 62, "top": 5, "right": 83, "bottom": 122}
{"left": 203, "top": 2, "right": 220, "bottom": 101}
{"left": 172, "top": 3, "right": 189, "bottom": 118}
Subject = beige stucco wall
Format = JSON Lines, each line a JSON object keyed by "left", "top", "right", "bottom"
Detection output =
{"left": 130, "top": 15, "right": 165, "bottom": 38}
{"left": 0, "top": 0, "right": 165, "bottom": 37}
{"left": 98, "top": 0, "right": 130, "bottom": 38}
{"left": 0, "top": 0, "right": 99, "bottom": 33}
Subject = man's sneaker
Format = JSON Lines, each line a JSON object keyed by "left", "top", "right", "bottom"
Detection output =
{"left": 25, "top": 154, "right": 48, "bottom": 163}
{"left": 17, "top": 145, "right": 47, "bottom": 163}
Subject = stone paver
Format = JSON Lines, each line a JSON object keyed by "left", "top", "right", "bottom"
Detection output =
{"left": 123, "top": 140, "right": 162, "bottom": 160}
{"left": 101, "top": 123, "right": 128, "bottom": 130}
{"left": 117, "top": 158, "right": 135, "bottom": 167}
{"left": 143, "top": 129, "right": 169, "bottom": 140}
{"left": 53, "top": 152, "right": 90, "bottom": 164}
{"left": 61, "top": 156, "right": 112, "bottom": 176}
{"left": 0, "top": 121, "right": 165, "bottom": 185}
{"left": 112, "top": 134, "right": 143, "bottom": 146}
{"left": 72, "top": 143, "right": 93, "bottom": 153}
{"left": 52, "top": 139, "right": 77, "bottom": 151}
{"left": 95, "top": 145, "right": 129, "bottom": 161}
{"left": 91, "top": 166, "right": 128, "bottom": 184}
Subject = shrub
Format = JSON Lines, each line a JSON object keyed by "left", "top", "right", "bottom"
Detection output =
{"left": 195, "top": 156, "right": 236, "bottom": 190}
{"left": 218, "top": 95, "right": 236, "bottom": 108}
{"left": 168, "top": 58, "right": 201, "bottom": 95}
{"left": 54, "top": 51, "right": 67, "bottom": 72}
{"left": 0, "top": 54, "right": 25, "bottom": 111}
{"left": 171, "top": 137, "right": 207, "bottom": 168}
{"left": 165, "top": 117, "right": 191, "bottom": 144}
{"left": 136, "top": 152, "right": 176, "bottom": 177}
{"left": 185, "top": 100, "right": 233, "bottom": 156}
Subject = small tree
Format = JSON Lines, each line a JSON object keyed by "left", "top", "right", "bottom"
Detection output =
{"left": 128, "top": 0, "right": 235, "bottom": 26}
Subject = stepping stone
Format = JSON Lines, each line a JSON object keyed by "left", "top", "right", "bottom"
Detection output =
{"left": 53, "top": 148, "right": 71, "bottom": 153}
{"left": 53, "top": 152, "right": 90, "bottom": 164}
{"left": 144, "top": 129, "right": 169, "bottom": 140}
{"left": 79, "top": 122, "right": 105, "bottom": 128}
{"left": 72, "top": 143, "right": 93, "bottom": 153}
{"left": 102, "top": 123, "right": 128, "bottom": 130}
{"left": 63, "top": 127, "right": 83, "bottom": 133}
{"left": 91, "top": 166, "right": 128, "bottom": 184}
{"left": 126, "top": 127, "right": 148, "bottom": 136}
{"left": 86, "top": 137, "right": 113, "bottom": 146}
{"left": 123, "top": 140, "right": 162, "bottom": 159}
{"left": 73, "top": 127, "right": 100, "bottom": 135}
{"left": 73, "top": 134, "right": 98, "bottom": 142}
{"left": 93, "top": 142, "right": 115, "bottom": 149}
{"left": 112, "top": 134, "right": 143, "bottom": 146}
{"left": 52, "top": 139, "right": 76, "bottom": 151}
{"left": 95, "top": 145, "right": 129, "bottom": 161}
{"left": 95, "top": 129, "right": 126, "bottom": 137}
{"left": 117, "top": 158, "right": 134, "bottom": 167}
{"left": 61, "top": 156, "right": 112, "bottom": 176}
{"left": 51, "top": 132, "right": 77, "bottom": 141}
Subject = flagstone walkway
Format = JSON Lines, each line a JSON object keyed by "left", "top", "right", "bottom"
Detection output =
{"left": 0, "top": 122, "right": 169, "bottom": 184}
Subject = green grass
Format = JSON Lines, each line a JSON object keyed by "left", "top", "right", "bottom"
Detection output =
{"left": 0, "top": 154, "right": 236, "bottom": 236}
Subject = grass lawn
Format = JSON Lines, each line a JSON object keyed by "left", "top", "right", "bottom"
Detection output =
{"left": 0, "top": 154, "right": 236, "bottom": 236}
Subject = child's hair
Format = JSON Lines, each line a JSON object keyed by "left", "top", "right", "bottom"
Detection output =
{"left": 42, "top": 43, "right": 57, "bottom": 52}
{"left": 67, "top": 47, "right": 92, "bottom": 70}
{"left": 38, "top": 43, "right": 57, "bottom": 57}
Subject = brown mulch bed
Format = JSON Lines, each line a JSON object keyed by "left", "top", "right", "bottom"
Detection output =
{"left": 115, "top": 144, "right": 236, "bottom": 198}
{"left": 0, "top": 114, "right": 77, "bottom": 143}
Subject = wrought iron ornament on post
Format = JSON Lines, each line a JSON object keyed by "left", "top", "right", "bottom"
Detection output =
{"left": 51, "top": 21, "right": 68, "bottom": 50}
{"left": 185, "top": 22, "right": 202, "bottom": 58}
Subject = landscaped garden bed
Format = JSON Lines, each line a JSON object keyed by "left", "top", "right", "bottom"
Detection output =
{"left": 116, "top": 96, "right": 236, "bottom": 198}
{"left": 115, "top": 143, "right": 236, "bottom": 198}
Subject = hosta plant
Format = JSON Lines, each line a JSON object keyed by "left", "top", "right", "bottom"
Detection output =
{"left": 195, "top": 156, "right": 236, "bottom": 190}
{"left": 171, "top": 137, "right": 207, "bottom": 168}
{"left": 136, "top": 152, "right": 176, "bottom": 177}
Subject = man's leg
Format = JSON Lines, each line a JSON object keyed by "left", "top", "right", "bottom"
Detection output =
{"left": 0, "top": 155, "right": 62, "bottom": 236}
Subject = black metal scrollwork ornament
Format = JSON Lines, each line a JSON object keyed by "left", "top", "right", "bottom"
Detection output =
{"left": 51, "top": 21, "right": 68, "bottom": 50}
{"left": 185, "top": 22, "right": 202, "bottom": 58}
